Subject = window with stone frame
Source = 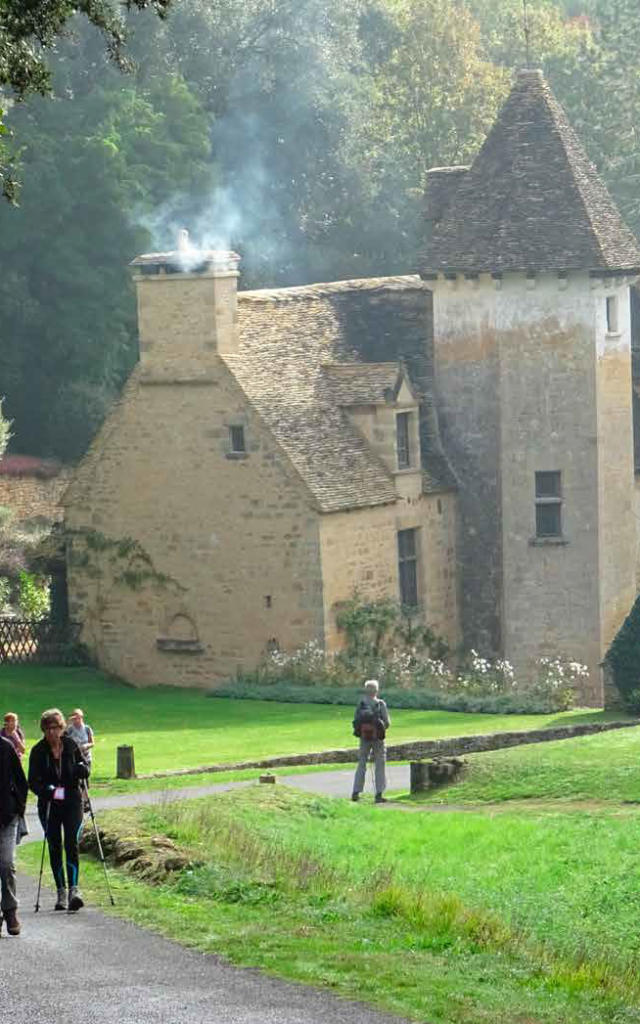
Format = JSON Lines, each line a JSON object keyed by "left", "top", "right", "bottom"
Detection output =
{"left": 535, "top": 471, "right": 562, "bottom": 538}
{"left": 396, "top": 412, "right": 411, "bottom": 469}
{"left": 229, "top": 425, "right": 246, "bottom": 454}
{"left": 397, "top": 528, "right": 419, "bottom": 607}
{"left": 606, "top": 295, "right": 619, "bottom": 334}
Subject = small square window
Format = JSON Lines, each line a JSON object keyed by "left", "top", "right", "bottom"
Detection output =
{"left": 535, "top": 502, "right": 562, "bottom": 538}
{"left": 229, "top": 425, "right": 246, "bottom": 453}
{"left": 606, "top": 296, "right": 619, "bottom": 333}
{"left": 535, "top": 471, "right": 561, "bottom": 499}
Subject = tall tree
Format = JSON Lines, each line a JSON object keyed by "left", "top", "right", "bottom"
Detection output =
{"left": 0, "top": 0, "right": 172, "bottom": 201}
{"left": 0, "top": 50, "right": 211, "bottom": 458}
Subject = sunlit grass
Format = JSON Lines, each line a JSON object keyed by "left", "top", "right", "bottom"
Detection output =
{"left": 18, "top": 785, "right": 640, "bottom": 1023}
{"left": 0, "top": 664, "right": 608, "bottom": 784}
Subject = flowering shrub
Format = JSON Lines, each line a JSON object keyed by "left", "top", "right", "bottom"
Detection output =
{"left": 258, "top": 639, "right": 326, "bottom": 686}
{"left": 451, "top": 650, "right": 516, "bottom": 696}
{"left": 241, "top": 597, "right": 587, "bottom": 711}
{"left": 528, "top": 657, "right": 588, "bottom": 711}
{"left": 248, "top": 640, "right": 585, "bottom": 711}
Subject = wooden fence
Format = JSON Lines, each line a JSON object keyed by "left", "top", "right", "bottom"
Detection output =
{"left": 0, "top": 618, "right": 86, "bottom": 665}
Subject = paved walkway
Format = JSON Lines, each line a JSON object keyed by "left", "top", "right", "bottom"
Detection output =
{"left": 22, "top": 764, "right": 409, "bottom": 832}
{"left": 3, "top": 874, "right": 411, "bottom": 1024}
{"left": 8, "top": 766, "right": 414, "bottom": 1023}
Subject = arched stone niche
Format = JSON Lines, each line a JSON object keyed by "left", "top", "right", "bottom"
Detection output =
{"left": 156, "top": 610, "right": 203, "bottom": 654}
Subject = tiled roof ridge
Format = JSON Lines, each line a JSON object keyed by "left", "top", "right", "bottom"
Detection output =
{"left": 321, "top": 360, "right": 402, "bottom": 372}
{"left": 535, "top": 72, "right": 620, "bottom": 270}
{"left": 420, "top": 68, "right": 640, "bottom": 274}
{"left": 238, "top": 275, "right": 427, "bottom": 303}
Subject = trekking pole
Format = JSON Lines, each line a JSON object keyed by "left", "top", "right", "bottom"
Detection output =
{"left": 35, "top": 799, "right": 51, "bottom": 913}
{"left": 83, "top": 783, "right": 115, "bottom": 905}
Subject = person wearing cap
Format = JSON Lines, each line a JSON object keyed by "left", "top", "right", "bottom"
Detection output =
{"left": 65, "top": 709, "right": 94, "bottom": 767}
{"left": 351, "top": 679, "right": 390, "bottom": 804}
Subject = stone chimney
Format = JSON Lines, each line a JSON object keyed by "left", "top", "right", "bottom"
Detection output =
{"left": 424, "top": 166, "right": 469, "bottom": 230}
{"left": 130, "top": 231, "right": 241, "bottom": 368}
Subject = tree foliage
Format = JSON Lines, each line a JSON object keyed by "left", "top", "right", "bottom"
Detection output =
{"left": 1, "top": 0, "right": 639, "bottom": 461}
{"left": 0, "top": 33, "right": 211, "bottom": 457}
{"left": 0, "top": 0, "right": 172, "bottom": 201}
{"left": 604, "top": 594, "right": 640, "bottom": 706}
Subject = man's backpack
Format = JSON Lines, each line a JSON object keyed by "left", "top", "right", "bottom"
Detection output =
{"left": 353, "top": 699, "right": 386, "bottom": 741}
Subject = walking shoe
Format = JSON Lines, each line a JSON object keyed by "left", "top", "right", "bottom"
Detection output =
{"left": 68, "top": 887, "right": 84, "bottom": 913}
{"left": 54, "top": 889, "right": 67, "bottom": 911}
{"left": 4, "top": 908, "right": 20, "bottom": 935}
{"left": 374, "top": 794, "right": 388, "bottom": 804}
{"left": 350, "top": 792, "right": 359, "bottom": 802}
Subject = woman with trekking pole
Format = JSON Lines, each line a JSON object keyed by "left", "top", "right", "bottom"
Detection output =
{"left": 28, "top": 708, "right": 89, "bottom": 913}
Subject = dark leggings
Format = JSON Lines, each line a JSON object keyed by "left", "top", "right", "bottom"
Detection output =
{"left": 38, "top": 799, "right": 84, "bottom": 890}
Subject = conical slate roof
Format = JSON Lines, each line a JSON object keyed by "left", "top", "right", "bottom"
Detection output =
{"left": 421, "top": 68, "right": 640, "bottom": 275}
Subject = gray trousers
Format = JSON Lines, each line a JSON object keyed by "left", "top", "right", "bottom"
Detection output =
{"left": 0, "top": 816, "right": 18, "bottom": 911}
{"left": 353, "top": 739, "right": 387, "bottom": 795}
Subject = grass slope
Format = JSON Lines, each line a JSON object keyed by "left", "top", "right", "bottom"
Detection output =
{"left": 409, "top": 724, "right": 640, "bottom": 804}
{"left": 20, "top": 785, "right": 640, "bottom": 1023}
{"left": 0, "top": 665, "right": 614, "bottom": 784}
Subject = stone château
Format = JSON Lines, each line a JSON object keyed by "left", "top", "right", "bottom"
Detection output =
{"left": 64, "top": 69, "right": 640, "bottom": 704}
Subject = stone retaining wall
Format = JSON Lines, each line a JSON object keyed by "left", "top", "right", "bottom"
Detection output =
{"left": 136, "top": 718, "right": 639, "bottom": 779}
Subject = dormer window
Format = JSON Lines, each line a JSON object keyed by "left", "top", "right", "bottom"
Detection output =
{"left": 396, "top": 412, "right": 411, "bottom": 469}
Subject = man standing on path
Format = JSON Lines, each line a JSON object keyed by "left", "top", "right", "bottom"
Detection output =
{"left": 351, "top": 680, "right": 390, "bottom": 804}
{"left": 0, "top": 733, "right": 28, "bottom": 935}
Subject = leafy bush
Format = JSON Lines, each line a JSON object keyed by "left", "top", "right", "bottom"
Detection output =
{"left": 17, "top": 569, "right": 50, "bottom": 620}
{"left": 207, "top": 681, "right": 559, "bottom": 714}
{"left": 229, "top": 598, "right": 586, "bottom": 713}
{"left": 622, "top": 688, "right": 640, "bottom": 715}
{"left": 604, "top": 595, "right": 640, "bottom": 703}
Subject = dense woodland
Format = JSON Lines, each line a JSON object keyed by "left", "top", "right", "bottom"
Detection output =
{"left": 0, "top": 0, "right": 638, "bottom": 459}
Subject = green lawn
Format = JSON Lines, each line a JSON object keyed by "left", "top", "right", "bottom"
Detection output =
{"left": 408, "top": 724, "right": 640, "bottom": 804}
{"left": 13, "top": 664, "right": 640, "bottom": 1022}
{"left": 20, "top": 783, "right": 640, "bottom": 1024}
{"left": 0, "top": 664, "right": 612, "bottom": 783}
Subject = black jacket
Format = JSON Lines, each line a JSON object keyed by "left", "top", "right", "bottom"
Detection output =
{"left": 0, "top": 735, "right": 28, "bottom": 826}
{"left": 28, "top": 735, "right": 89, "bottom": 806}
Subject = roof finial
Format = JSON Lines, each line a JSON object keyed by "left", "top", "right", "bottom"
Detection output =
{"left": 523, "top": 0, "right": 532, "bottom": 67}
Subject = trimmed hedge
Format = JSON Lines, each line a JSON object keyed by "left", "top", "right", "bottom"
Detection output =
{"left": 207, "top": 681, "right": 559, "bottom": 714}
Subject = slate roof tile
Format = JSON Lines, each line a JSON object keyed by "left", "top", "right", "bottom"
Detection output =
{"left": 226, "top": 277, "right": 451, "bottom": 512}
{"left": 421, "top": 68, "right": 640, "bottom": 275}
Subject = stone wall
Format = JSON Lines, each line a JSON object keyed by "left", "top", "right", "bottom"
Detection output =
{"left": 430, "top": 277, "right": 502, "bottom": 653}
{"left": 65, "top": 359, "right": 325, "bottom": 687}
{"left": 595, "top": 280, "right": 637, "bottom": 666}
{"left": 0, "top": 462, "right": 71, "bottom": 522}
{"left": 319, "top": 491, "right": 458, "bottom": 652}
{"left": 430, "top": 270, "right": 638, "bottom": 704}
{"left": 498, "top": 273, "right": 602, "bottom": 700}
{"left": 136, "top": 717, "right": 639, "bottom": 777}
